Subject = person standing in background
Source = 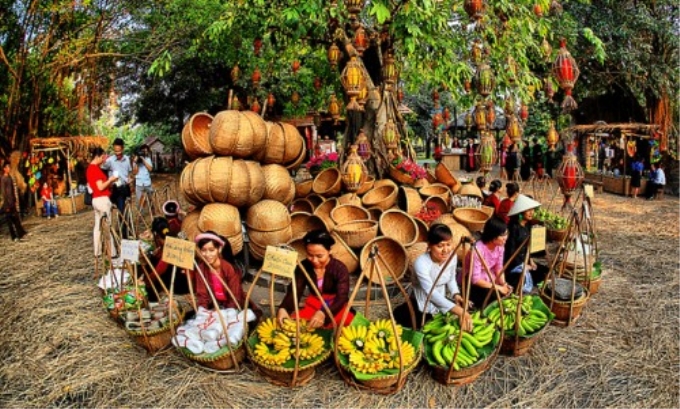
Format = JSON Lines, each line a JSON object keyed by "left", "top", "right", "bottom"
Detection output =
{"left": 132, "top": 144, "right": 154, "bottom": 208}
{"left": 630, "top": 156, "right": 644, "bottom": 199}
{"left": 2, "top": 163, "right": 28, "bottom": 242}
{"left": 101, "top": 138, "right": 132, "bottom": 213}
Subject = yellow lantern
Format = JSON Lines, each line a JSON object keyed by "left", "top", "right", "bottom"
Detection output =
{"left": 473, "top": 100, "right": 487, "bottom": 130}
{"left": 328, "top": 94, "right": 341, "bottom": 123}
{"left": 341, "top": 56, "right": 364, "bottom": 97}
{"left": 328, "top": 43, "right": 341, "bottom": 67}
{"left": 344, "top": 0, "right": 365, "bottom": 20}
{"left": 477, "top": 131, "right": 497, "bottom": 174}
{"left": 546, "top": 120, "right": 560, "bottom": 149}
{"left": 506, "top": 114, "right": 523, "bottom": 143}
{"left": 341, "top": 145, "right": 367, "bottom": 192}
{"left": 383, "top": 118, "right": 398, "bottom": 149}
{"left": 382, "top": 53, "right": 398, "bottom": 88}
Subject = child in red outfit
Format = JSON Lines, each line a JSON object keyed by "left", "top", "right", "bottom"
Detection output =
{"left": 40, "top": 181, "right": 58, "bottom": 219}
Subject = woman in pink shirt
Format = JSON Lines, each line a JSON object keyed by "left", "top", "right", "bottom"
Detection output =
{"left": 459, "top": 217, "right": 512, "bottom": 309}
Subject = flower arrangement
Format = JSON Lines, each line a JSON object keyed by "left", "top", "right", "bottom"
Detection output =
{"left": 414, "top": 203, "right": 442, "bottom": 226}
{"left": 392, "top": 157, "right": 428, "bottom": 180}
{"left": 306, "top": 152, "right": 339, "bottom": 173}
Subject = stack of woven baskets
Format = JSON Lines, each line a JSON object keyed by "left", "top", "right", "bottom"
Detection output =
{"left": 179, "top": 110, "right": 305, "bottom": 255}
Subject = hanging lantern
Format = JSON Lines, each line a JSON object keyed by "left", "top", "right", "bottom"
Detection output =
{"left": 464, "top": 0, "right": 486, "bottom": 22}
{"left": 382, "top": 53, "right": 398, "bottom": 89}
{"left": 502, "top": 132, "right": 512, "bottom": 150}
{"left": 541, "top": 38, "right": 553, "bottom": 62}
{"left": 473, "top": 101, "right": 487, "bottom": 130}
{"left": 357, "top": 82, "right": 369, "bottom": 105}
{"left": 250, "top": 98, "right": 261, "bottom": 113}
{"left": 328, "top": 43, "right": 341, "bottom": 67}
{"left": 546, "top": 120, "right": 560, "bottom": 149}
{"left": 292, "top": 60, "right": 300, "bottom": 74}
{"left": 397, "top": 88, "right": 404, "bottom": 103}
{"left": 555, "top": 145, "right": 584, "bottom": 205}
{"left": 252, "top": 67, "right": 261, "bottom": 88}
{"left": 383, "top": 118, "right": 398, "bottom": 149}
{"left": 434, "top": 143, "right": 443, "bottom": 162}
{"left": 254, "top": 38, "right": 263, "bottom": 56}
{"left": 314, "top": 77, "right": 322, "bottom": 91}
{"left": 432, "top": 111, "right": 444, "bottom": 132}
{"left": 552, "top": 38, "right": 580, "bottom": 112}
{"left": 504, "top": 95, "right": 516, "bottom": 116}
{"left": 474, "top": 63, "right": 495, "bottom": 97}
{"left": 470, "top": 40, "right": 483, "bottom": 63}
{"left": 443, "top": 107, "right": 451, "bottom": 123}
{"left": 341, "top": 145, "right": 367, "bottom": 192}
{"left": 355, "top": 130, "right": 371, "bottom": 160}
{"left": 353, "top": 26, "right": 368, "bottom": 56}
{"left": 231, "top": 96, "right": 241, "bottom": 111}
{"left": 345, "top": 0, "right": 365, "bottom": 20}
{"left": 340, "top": 56, "right": 365, "bottom": 98}
{"left": 328, "top": 94, "right": 341, "bottom": 123}
{"left": 544, "top": 77, "right": 555, "bottom": 102}
{"left": 485, "top": 100, "right": 496, "bottom": 127}
{"left": 519, "top": 103, "right": 529, "bottom": 122}
{"left": 533, "top": 3, "right": 543, "bottom": 17}
{"left": 291, "top": 91, "right": 300, "bottom": 106}
{"left": 432, "top": 89, "right": 440, "bottom": 102}
{"left": 464, "top": 79, "right": 472, "bottom": 93}
{"left": 464, "top": 111, "right": 473, "bottom": 130}
{"left": 230, "top": 64, "right": 240, "bottom": 83}
{"left": 477, "top": 132, "right": 497, "bottom": 174}
{"left": 267, "top": 93, "right": 276, "bottom": 108}
{"left": 505, "top": 114, "right": 523, "bottom": 143}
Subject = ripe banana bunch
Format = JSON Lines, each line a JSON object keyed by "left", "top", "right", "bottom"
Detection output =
{"left": 256, "top": 318, "right": 279, "bottom": 344}
{"left": 486, "top": 295, "right": 549, "bottom": 336}
{"left": 253, "top": 342, "right": 291, "bottom": 366}
{"left": 338, "top": 323, "right": 416, "bottom": 374}
{"left": 253, "top": 318, "right": 326, "bottom": 366}
{"left": 290, "top": 332, "right": 325, "bottom": 360}
{"left": 273, "top": 332, "right": 292, "bottom": 351}
{"left": 280, "top": 318, "right": 310, "bottom": 337}
{"left": 424, "top": 311, "right": 496, "bottom": 370}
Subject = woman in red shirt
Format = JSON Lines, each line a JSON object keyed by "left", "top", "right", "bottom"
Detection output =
{"left": 482, "top": 179, "right": 503, "bottom": 215}
{"left": 86, "top": 147, "right": 119, "bottom": 257}
{"left": 497, "top": 181, "right": 520, "bottom": 224}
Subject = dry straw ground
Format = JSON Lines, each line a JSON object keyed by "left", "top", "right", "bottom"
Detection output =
{"left": 0, "top": 183, "right": 678, "bottom": 408}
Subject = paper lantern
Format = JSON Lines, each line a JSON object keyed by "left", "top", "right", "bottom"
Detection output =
{"left": 552, "top": 38, "right": 580, "bottom": 112}
{"left": 341, "top": 145, "right": 367, "bottom": 192}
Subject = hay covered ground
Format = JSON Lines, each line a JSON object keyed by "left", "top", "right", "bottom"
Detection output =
{"left": 0, "top": 181, "right": 678, "bottom": 408}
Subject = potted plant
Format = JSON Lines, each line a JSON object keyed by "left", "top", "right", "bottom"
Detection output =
{"left": 389, "top": 157, "right": 427, "bottom": 185}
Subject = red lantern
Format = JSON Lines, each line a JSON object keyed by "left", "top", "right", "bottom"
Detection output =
{"left": 434, "top": 144, "right": 443, "bottom": 162}
{"left": 555, "top": 145, "right": 584, "bottom": 205}
{"left": 486, "top": 100, "right": 496, "bottom": 127}
{"left": 267, "top": 93, "right": 276, "bottom": 107}
{"left": 443, "top": 107, "right": 451, "bottom": 123}
{"left": 292, "top": 60, "right": 300, "bottom": 74}
{"left": 464, "top": 0, "right": 486, "bottom": 22}
{"left": 251, "top": 98, "right": 261, "bottom": 113}
{"left": 353, "top": 26, "right": 368, "bottom": 56}
{"left": 254, "top": 38, "right": 262, "bottom": 56}
{"left": 464, "top": 79, "right": 472, "bottom": 93}
{"left": 432, "top": 111, "right": 443, "bottom": 131}
{"left": 519, "top": 103, "right": 529, "bottom": 122}
{"left": 252, "top": 67, "right": 261, "bottom": 87}
{"left": 533, "top": 4, "right": 543, "bottom": 17}
{"left": 552, "top": 38, "right": 580, "bottom": 112}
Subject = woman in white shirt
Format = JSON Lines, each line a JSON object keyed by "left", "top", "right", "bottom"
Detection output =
{"left": 393, "top": 224, "right": 472, "bottom": 331}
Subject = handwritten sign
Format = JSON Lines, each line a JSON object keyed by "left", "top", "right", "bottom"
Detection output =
{"left": 121, "top": 239, "right": 140, "bottom": 263}
{"left": 162, "top": 236, "right": 195, "bottom": 269}
{"left": 262, "top": 246, "right": 298, "bottom": 278}
{"left": 530, "top": 225, "right": 546, "bottom": 254}
{"left": 584, "top": 184, "right": 594, "bottom": 198}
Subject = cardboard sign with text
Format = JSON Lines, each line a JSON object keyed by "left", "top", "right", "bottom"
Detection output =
{"left": 121, "top": 239, "right": 140, "bottom": 263}
{"left": 162, "top": 236, "right": 195, "bottom": 270}
{"left": 530, "top": 226, "right": 546, "bottom": 254}
{"left": 584, "top": 184, "right": 594, "bottom": 198}
{"left": 262, "top": 246, "right": 298, "bottom": 279}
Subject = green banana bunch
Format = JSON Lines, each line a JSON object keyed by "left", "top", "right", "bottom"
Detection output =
{"left": 425, "top": 311, "right": 497, "bottom": 369}
{"left": 485, "top": 295, "right": 549, "bottom": 336}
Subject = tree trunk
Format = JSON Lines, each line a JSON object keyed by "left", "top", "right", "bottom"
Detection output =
{"left": 647, "top": 89, "right": 671, "bottom": 151}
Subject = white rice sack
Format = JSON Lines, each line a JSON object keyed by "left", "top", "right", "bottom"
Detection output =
{"left": 171, "top": 335, "right": 188, "bottom": 348}
{"left": 217, "top": 308, "right": 238, "bottom": 323}
{"left": 184, "top": 326, "right": 201, "bottom": 340}
{"left": 227, "top": 321, "right": 245, "bottom": 345}
{"left": 200, "top": 328, "right": 220, "bottom": 342}
{"left": 203, "top": 340, "right": 220, "bottom": 354}
{"left": 237, "top": 309, "right": 257, "bottom": 323}
{"left": 185, "top": 338, "right": 204, "bottom": 355}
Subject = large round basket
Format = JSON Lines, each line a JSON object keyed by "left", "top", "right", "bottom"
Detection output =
{"left": 450, "top": 223, "right": 473, "bottom": 260}
{"left": 359, "top": 236, "right": 408, "bottom": 285}
{"left": 128, "top": 313, "right": 184, "bottom": 355}
{"left": 547, "top": 227, "right": 569, "bottom": 242}
{"left": 479, "top": 205, "right": 495, "bottom": 219}
{"left": 306, "top": 193, "right": 326, "bottom": 209}
{"left": 563, "top": 270, "right": 602, "bottom": 295}
{"left": 331, "top": 204, "right": 371, "bottom": 225}
{"left": 337, "top": 345, "right": 422, "bottom": 395}
{"left": 280, "top": 122, "right": 306, "bottom": 165}
{"left": 313, "top": 197, "right": 338, "bottom": 231}
{"left": 198, "top": 203, "right": 243, "bottom": 254}
{"left": 285, "top": 142, "right": 307, "bottom": 171}
{"left": 312, "top": 167, "right": 342, "bottom": 198}
{"left": 333, "top": 220, "right": 379, "bottom": 249}
{"left": 406, "top": 242, "right": 428, "bottom": 280}
{"left": 255, "top": 122, "right": 286, "bottom": 164}
{"left": 290, "top": 212, "right": 327, "bottom": 240}
{"left": 244, "top": 161, "right": 266, "bottom": 207}
{"left": 362, "top": 185, "right": 398, "bottom": 211}
{"left": 398, "top": 186, "right": 423, "bottom": 216}
{"left": 356, "top": 176, "right": 375, "bottom": 195}
{"left": 290, "top": 198, "right": 314, "bottom": 214}
{"left": 246, "top": 200, "right": 291, "bottom": 232}
{"left": 209, "top": 110, "right": 267, "bottom": 159}
{"left": 207, "top": 156, "right": 233, "bottom": 203}
{"left": 500, "top": 321, "right": 550, "bottom": 357}
{"left": 388, "top": 165, "right": 415, "bottom": 186}
{"left": 190, "top": 156, "right": 215, "bottom": 204}
{"left": 419, "top": 183, "right": 451, "bottom": 204}
{"left": 413, "top": 218, "right": 429, "bottom": 243}
{"left": 179, "top": 160, "right": 199, "bottom": 205}
{"left": 181, "top": 113, "right": 214, "bottom": 159}
{"left": 373, "top": 179, "right": 397, "bottom": 189}
{"left": 458, "top": 182, "right": 483, "bottom": 199}
{"left": 248, "top": 240, "right": 267, "bottom": 261}
{"left": 540, "top": 287, "right": 589, "bottom": 326}
{"left": 179, "top": 342, "right": 246, "bottom": 372}
{"left": 295, "top": 180, "right": 314, "bottom": 198}
{"left": 434, "top": 162, "right": 460, "bottom": 193}
{"left": 379, "top": 210, "right": 419, "bottom": 247}
{"left": 430, "top": 346, "right": 499, "bottom": 386}
{"left": 261, "top": 164, "right": 295, "bottom": 204}
{"left": 248, "top": 226, "right": 293, "bottom": 248}
{"left": 181, "top": 210, "right": 202, "bottom": 242}
{"left": 423, "top": 196, "right": 449, "bottom": 215}
{"left": 367, "top": 207, "right": 383, "bottom": 222}
{"left": 452, "top": 207, "right": 490, "bottom": 233}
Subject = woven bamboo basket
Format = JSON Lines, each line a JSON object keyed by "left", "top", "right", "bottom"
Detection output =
{"left": 540, "top": 287, "right": 589, "bottom": 325}
{"left": 434, "top": 162, "right": 460, "bottom": 193}
{"left": 246, "top": 200, "right": 291, "bottom": 232}
{"left": 423, "top": 196, "right": 449, "bottom": 215}
{"left": 208, "top": 156, "right": 233, "bottom": 203}
{"left": 239, "top": 111, "right": 268, "bottom": 158}
{"left": 367, "top": 207, "right": 383, "bottom": 222}
{"left": 406, "top": 242, "right": 428, "bottom": 280}
{"left": 295, "top": 180, "right": 314, "bottom": 198}
{"left": 413, "top": 218, "right": 429, "bottom": 243}
{"left": 397, "top": 186, "right": 423, "bottom": 216}
{"left": 285, "top": 143, "right": 307, "bottom": 171}
{"left": 433, "top": 213, "right": 458, "bottom": 231}
{"left": 362, "top": 185, "right": 398, "bottom": 211}
{"left": 181, "top": 112, "right": 214, "bottom": 159}
{"left": 290, "top": 212, "right": 327, "bottom": 240}
{"left": 419, "top": 183, "right": 452, "bottom": 204}
{"left": 181, "top": 210, "right": 202, "bottom": 242}
{"left": 458, "top": 183, "right": 483, "bottom": 199}
{"left": 333, "top": 220, "right": 379, "bottom": 249}
{"left": 500, "top": 321, "right": 550, "bottom": 357}
{"left": 180, "top": 342, "right": 246, "bottom": 371}
{"left": 248, "top": 240, "right": 267, "bottom": 261}
{"left": 431, "top": 347, "right": 499, "bottom": 386}
{"left": 179, "top": 161, "right": 199, "bottom": 205}
{"left": 313, "top": 197, "right": 338, "bottom": 231}
{"left": 244, "top": 161, "right": 266, "bottom": 207}
{"left": 413, "top": 178, "right": 430, "bottom": 189}
{"left": 281, "top": 122, "right": 305, "bottom": 164}
{"left": 452, "top": 208, "right": 490, "bottom": 233}
{"left": 388, "top": 165, "right": 415, "bottom": 185}
{"left": 198, "top": 203, "right": 241, "bottom": 237}
{"left": 254, "top": 122, "right": 286, "bottom": 164}
{"left": 226, "top": 232, "right": 244, "bottom": 255}
{"left": 262, "top": 164, "right": 295, "bottom": 204}
{"left": 287, "top": 238, "right": 308, "bottom": 263}
{"left": 450, "top": 223, "right": 473, "bottom": 260}
{"left": 306, "top": 193, "right": 326, "bottom": 209}
{"left": 312, "top": 168, "right": 342, "bottom": 198}
{"left": 221, "top": 159, "right": 250, "bottom": 208}
{"left": 356, "top": 176, "right": 375, "bottom": 195}
{"left": 290, "top": 198, "right": 314, "bottom": 214}
{"left": 359, "top": 236, "right": 408, "bottom": 285}
{"left": 379, "top": 210, "right": 419, "bottom": 247}
{"left": 129, "top": 311, "right": 184, "bottom": 355}
{"left": 209, "top": 110, "right": 267, "bottom": 158}
{"left": 479, "top": 205, "right": 495, "bottom": 218}
{"left": 547, "top": 227, "right": 569, "bottom": 242}
{"left": 337, "top": 193, "right": 363, "bottom": 207}
{"left": 331, "top": 204, "right": 371, "bottom": 225}
{"left": 373, "top": 179, "right": 397, "bottom": 189}
{"left": 191, "top": 156, "right": 215, "bottom": 204}
{"left": 247, "top": 225, "right": 293, "bottom": 247}
{"left": 337, "top": 346, "right": 422, "bottom": 394}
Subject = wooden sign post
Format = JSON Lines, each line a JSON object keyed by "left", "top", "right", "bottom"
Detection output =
{"left": 530, "top": 225, "right": 546, "bottom": 254}
{"left": 162, "top": 236, "right": 195, "bottom": 270}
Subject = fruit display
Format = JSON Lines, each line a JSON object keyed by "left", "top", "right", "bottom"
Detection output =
{"left": 483, "top": 294, "right": 555, "bottom": 337}
{"left": 249, "top": 318, "right": 331, "bottom": 368}
{"left": 534, "top": 208, "right": 569, "bottom": 230}
{"left": 423, "top": 311, "right": 499, "bottom": 370}
{"left": 335, "top": 315, "right": 423, "bottom": 378}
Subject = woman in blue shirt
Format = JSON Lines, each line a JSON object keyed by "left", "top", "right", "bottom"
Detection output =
{"left": 630, "top": 156, "right": 644, "bottom": 199}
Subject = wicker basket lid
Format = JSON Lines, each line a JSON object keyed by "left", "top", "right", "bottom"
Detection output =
{"left": 290, "top": 212, "right": 327, "bottom": 240}
{"left": 198, "top": 203, "right": 242, "bottom": 237}
{"left": 181, "top": 113, "right": 214, "bottom": 159}
{"left": 281, "top": 122, "right": 305, "bottom": 164}
{"left": 359, "top": 236, "right": 408, "bottom": 285}
{"left": 246, "top": 200, "right": 291, "bottom": 232}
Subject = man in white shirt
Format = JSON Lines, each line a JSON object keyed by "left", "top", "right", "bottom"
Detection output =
{"left": 646, "top": 163, "right": 666, "bottom": 200}
{"left": 132, "top": 144, "right": 153, "bottom": 207}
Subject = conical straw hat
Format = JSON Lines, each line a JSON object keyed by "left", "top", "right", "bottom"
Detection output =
{"left": 508, "top": 194, "right": 542, "bottom": 217}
